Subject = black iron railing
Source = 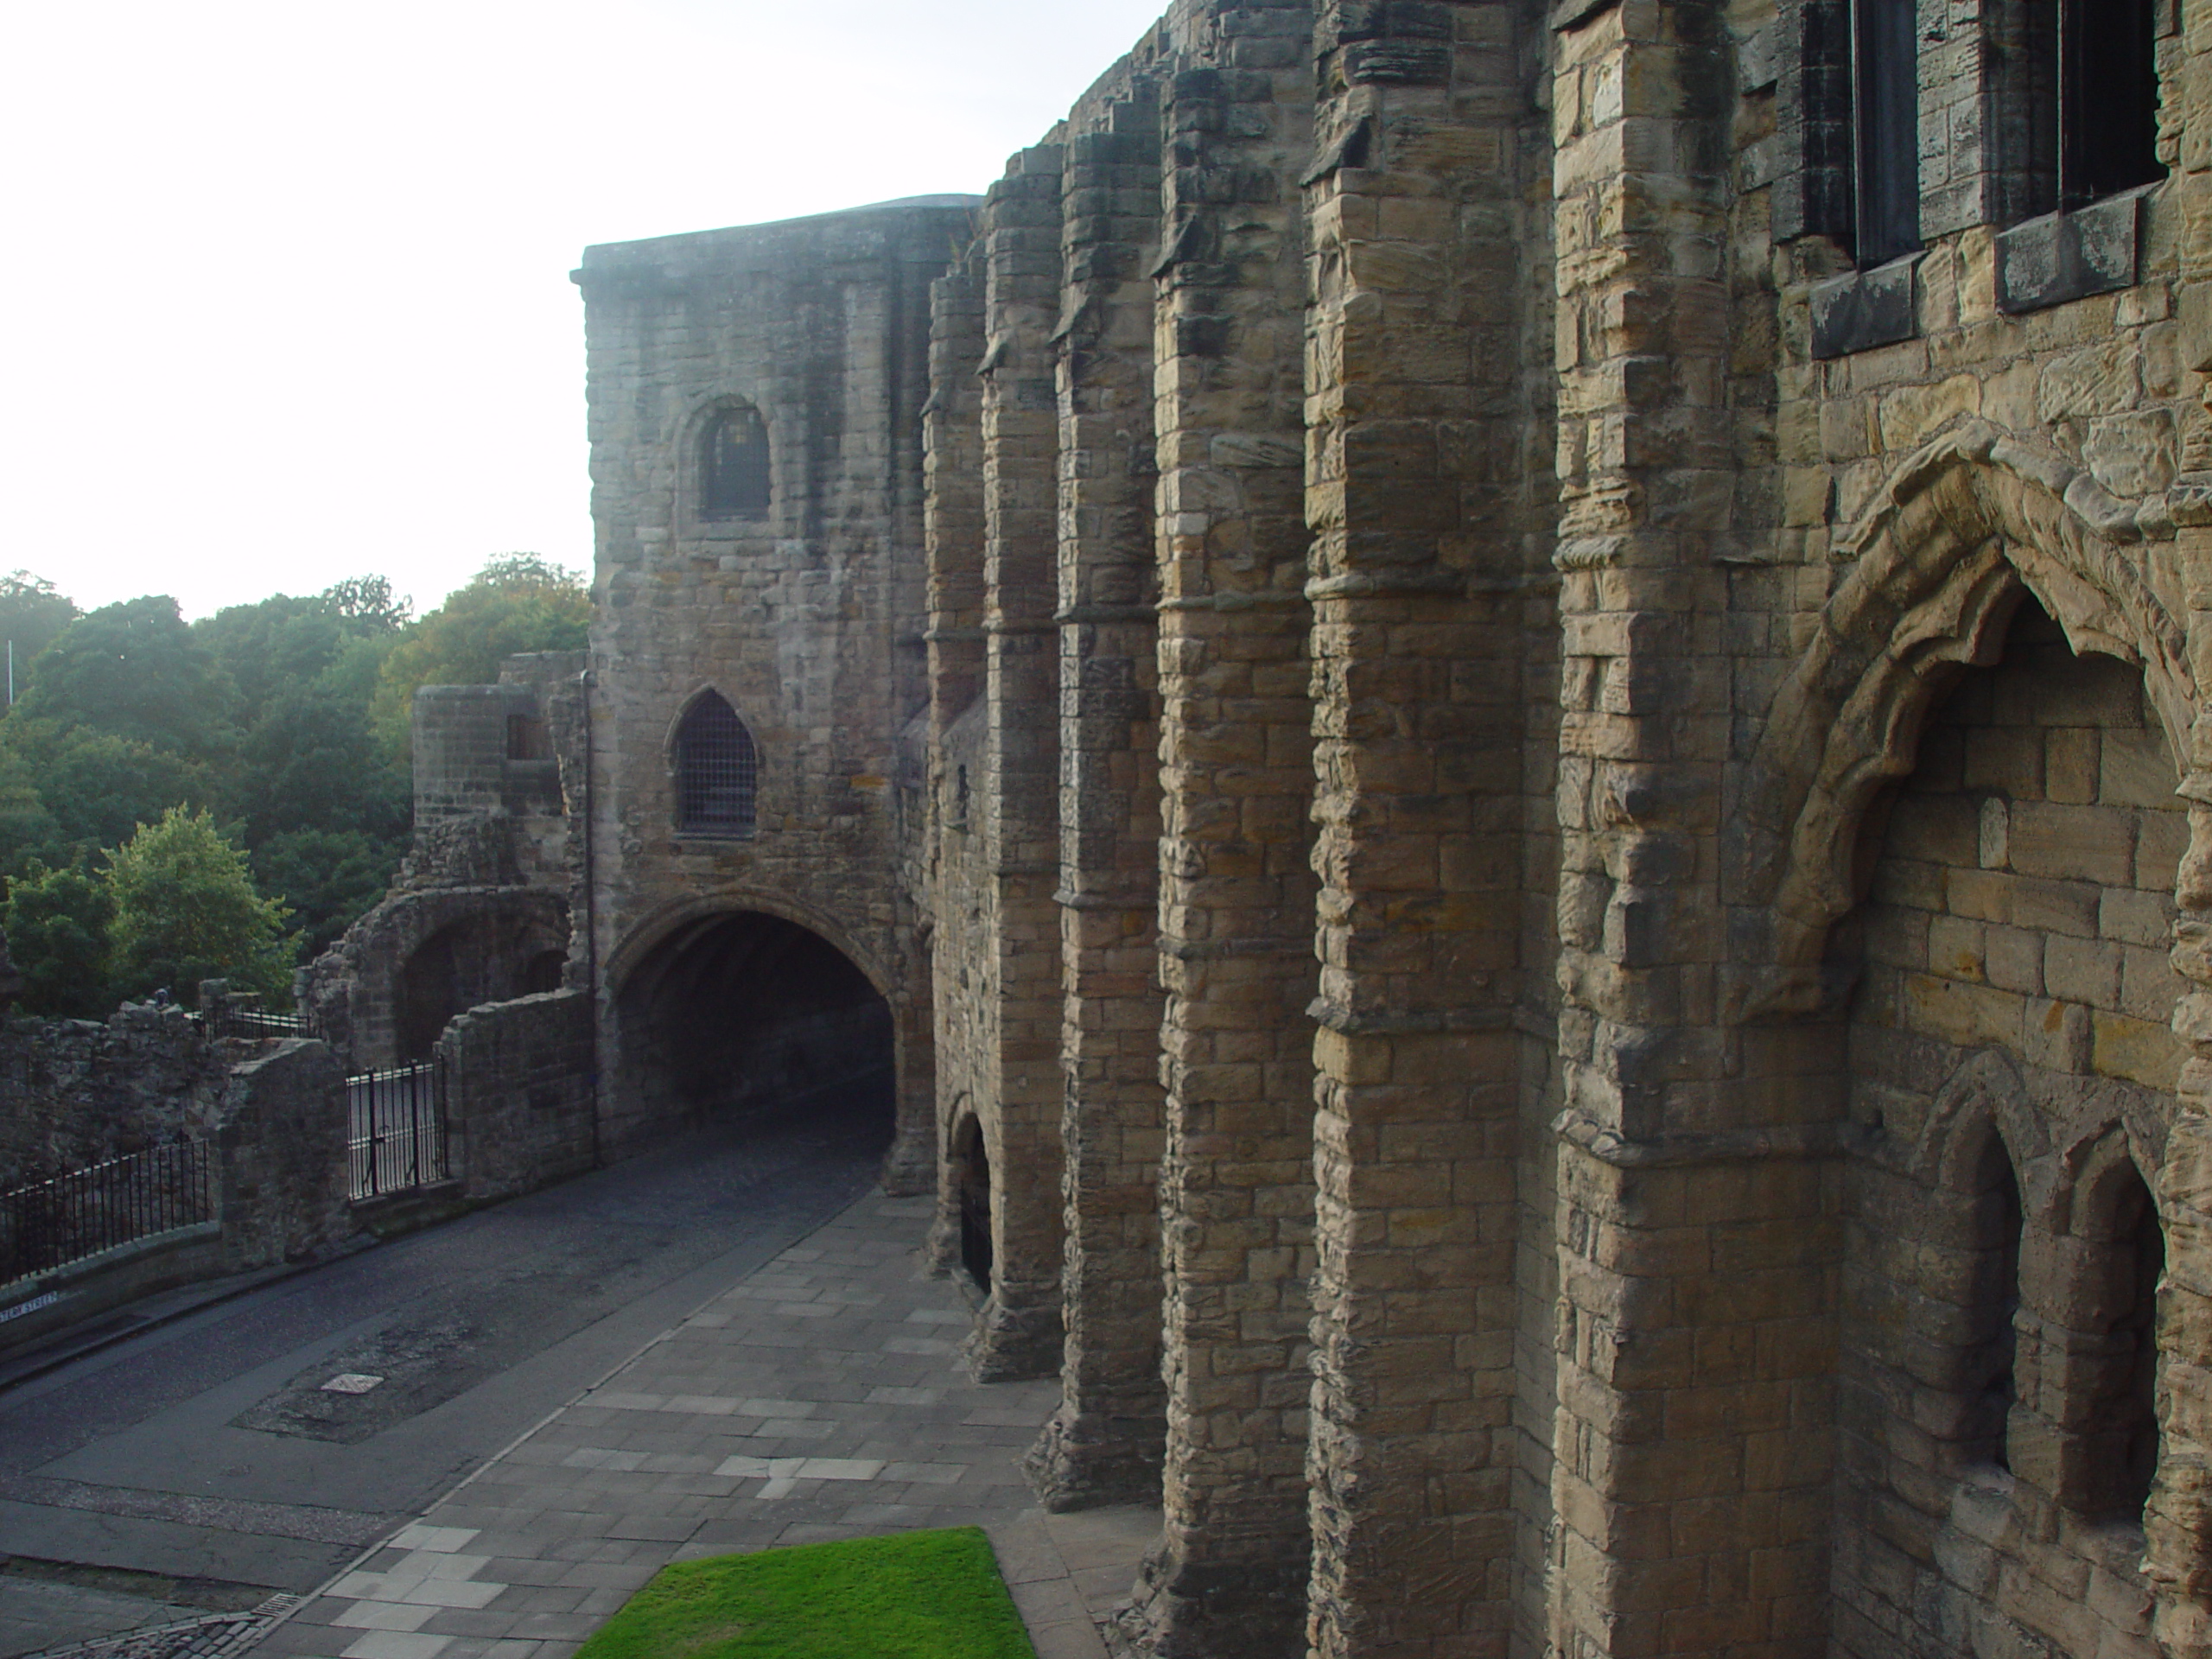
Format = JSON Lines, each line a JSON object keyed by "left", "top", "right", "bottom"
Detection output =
{"left": 348, "top": 1060, "right": 449, "bottom": 1201}
{"left": 0, "top": 1140, "right": 215, "bottom": 1288}
{"left": 195, "top": 1001, "right": 310, "bottom": 1042}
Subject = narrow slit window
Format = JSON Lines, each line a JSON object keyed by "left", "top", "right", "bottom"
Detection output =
{"left": 1851, "top": 0, "right": 1921, "bottom": 265}
{"left": 1963, "top": 1134, "right": 2024, "bottom": 1470}
{"left": 701, "top": 404, "right": 771, "bottom": 520}
{"left": 2112, "top": 1171, "right": 2164, "bottom": 1516}
{"left": 676, "top": 691, "right": 758, "bottom": 836}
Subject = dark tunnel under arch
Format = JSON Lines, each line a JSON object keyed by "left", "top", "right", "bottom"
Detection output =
{"left": 612, "top": 908, "right": 895, "bottom": 1147}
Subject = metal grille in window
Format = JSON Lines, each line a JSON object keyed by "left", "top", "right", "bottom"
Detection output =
{"left": 701, "top": 404, "right": 770, "bottom": 519}
{"left": 677, "top": 692, "right": 757, "bottom": 834}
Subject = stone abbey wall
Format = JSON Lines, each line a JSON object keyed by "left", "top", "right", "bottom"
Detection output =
{"left": 300, "top": 0, "right": 2212, "bottom": 1649}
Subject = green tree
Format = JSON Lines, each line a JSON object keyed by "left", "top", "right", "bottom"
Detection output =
{"left": 252, "top": 829, "right": 402, "bottom": 960}
{"left": 0, "top": 747, "right": 59, "bottom": 874}
{"left": 193, "top": 577, "right": 410, "bottom": 717}
{"left": 0, "top": 572, "right": 79, "bottom": 707}
{"left": 105, "top": 808, "right": 293, "bottom": 1004}
{"left": 6, "top": 857, "right": 113, "bottom": 1018}
{"left": 9, "top": 596, "right": 233, "bottom": 761}
{"left": 8, "top": 728, "right": 212, "bottom": 853}
{"left": 371, "top": 555, "right": 589, "bottom": 754}
{"left": 226, "top": 690, "right": 409, "bottom": 848}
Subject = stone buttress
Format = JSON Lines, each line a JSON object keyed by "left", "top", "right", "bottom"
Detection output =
{"left": 1300, "top": 1, "right": 1553, "bottom": 1655}
{"left": 1117, "top": 10, "right": 1323, "bottom": 1655}
{"left": 1027, "top": 61, "right": 1175, "bottom": 1508}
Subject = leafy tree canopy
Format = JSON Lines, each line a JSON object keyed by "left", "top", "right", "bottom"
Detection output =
{"left": 0, "top": 572, "right": 80, "bottom": 701}
{"left": 6, "top": 857, "right": 113, "bottom": 1020}
{"left": 10, "top": 596, "right": 234, "bottom": 761}
{"left": 0, "top": 561, "right": 580, "bottom": 1006}
{"left": 106, "top": 807, "right": 293, "bottom": 1004}
{"left": 252, "top": 829, "right": 403, "bottom": 962}
{"left": 192, "top": 576, "right": 412, "bottom": 717}
{"left": 372, "top": 556, "right": 588, "bottom": 755}
{"left": 6, "top": 728, "right": 213, "bottom": 853}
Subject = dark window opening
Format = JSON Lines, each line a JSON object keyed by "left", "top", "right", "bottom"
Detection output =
{"left": 956, "top": 1118, "right": 992, "bottom": 1291}
{"left": 506, "top": 714, "right": 550, "bottom": 762}
{"left": 1852, "top": 0, "right": 1922, "bottom": 264}
{"left": 701, "top": 404, "right": 771, "bottom": 520}
{"left": 675, "top": 691, "right": 759, "bottom": 836}
{"left": 2059, "top": 0, "right": 2164, "bottom": 207}
{"left": 2073, "top": 1162, "right": 2165, "bottom": 1520}
{"left": 2010, "top": 0, "right": 2165, "bottom": 217}
{"left": 523, "top": 950, "right": 565, "bottom": 995}
{"left": 2111, "top": 1169, "right": 2164, "bottom": 1516}
{"left": 1962, "top": 1132, "right": 2024, "bottom": 1471}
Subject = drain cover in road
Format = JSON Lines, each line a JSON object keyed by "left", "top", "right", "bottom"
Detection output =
{"left": 318, "top": 1374, "right": 384, "bottom": 1395}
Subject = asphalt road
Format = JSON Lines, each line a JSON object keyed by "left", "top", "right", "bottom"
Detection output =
{"left": 0, "top": 1087, "right": 893, "bottom": 1656}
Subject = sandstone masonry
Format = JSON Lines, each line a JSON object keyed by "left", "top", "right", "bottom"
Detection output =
{"left": 314, "top": 0, "right": 2212, "bottom": 1649}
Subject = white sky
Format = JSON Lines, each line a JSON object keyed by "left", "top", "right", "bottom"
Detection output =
{"left": 0, "top": 0, "right": 1167, "bottom": 621}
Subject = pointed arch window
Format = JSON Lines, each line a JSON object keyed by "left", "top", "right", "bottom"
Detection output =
{"left": 676, "top": 691, "right": 758, "bottom": 836}
{"left": 700, "top": 404, "right": 771, "bottom": 520}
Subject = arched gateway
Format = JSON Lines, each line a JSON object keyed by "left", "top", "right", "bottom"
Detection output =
{"left": 601, "top": 906, "right": 899, "bottom": 1159}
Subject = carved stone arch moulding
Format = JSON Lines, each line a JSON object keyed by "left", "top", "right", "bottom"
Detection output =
{"left": 1729, "top": 419, "right": 2199, "bottom": 1022}
{"left": 1915, "top": 1049, "right": 2050, "bottom": 1199}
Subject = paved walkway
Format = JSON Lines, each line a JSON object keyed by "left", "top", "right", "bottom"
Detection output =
{"left": 236, "top": 1193, "right": 1157, "bottom": 1659}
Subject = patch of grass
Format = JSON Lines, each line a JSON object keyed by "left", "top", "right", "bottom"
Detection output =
{"left": 573, "top": 1527, "right": 1039, "bottom": 1659}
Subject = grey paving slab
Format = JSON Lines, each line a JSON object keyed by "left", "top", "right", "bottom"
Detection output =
{"left": 243, "top": 1194, "right": 1156, "bottom": 1659}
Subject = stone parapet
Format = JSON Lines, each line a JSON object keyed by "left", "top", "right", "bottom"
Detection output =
{"left": 217, "top": 1038, "right": 352, "bottom": 1273}
{"left": 439, "top": 990, "right": 598, "bottom": 1203}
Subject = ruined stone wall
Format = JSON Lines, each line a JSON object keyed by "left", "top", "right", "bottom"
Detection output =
{"left": 926, "top": 2, "right": 1564, "bottom": 1651}
{"left": 575, "top": 199, "right": 972, "bottom": 1179}
{"left": 301, "top": 658, "right": 582, "bottom": 1071}
{"left": 919, "top": 241, "right": 992, "bottom": 1275}
{"left": 1031, "top": 52, "right": 1172, "bottom": 1512}
{"left": 302, "top": 887, "right": 569, "bottom": 1073}
{"left": 216, "top": 1038, "right": 352, "bottom": 1273}
{"left": 1298, "top": 1, "right": 1559, "bottom": 1650}
{"left": 0, "top": 1006, "right": 229, "bottom": 1188}
{"left": 438, "top": 990, "right": 598, "bottom": 1204}
{"left": 1834, "top": 607, "right": 2181, "bottom": 1657}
